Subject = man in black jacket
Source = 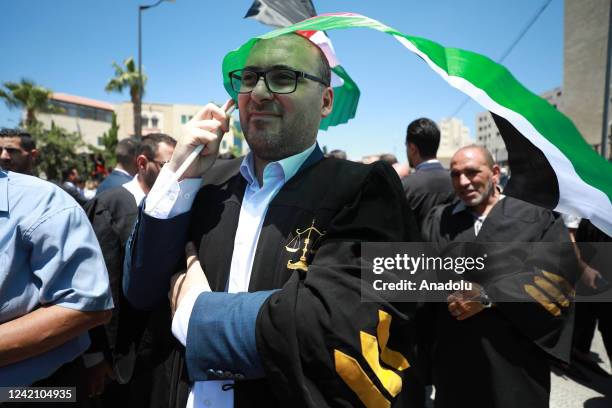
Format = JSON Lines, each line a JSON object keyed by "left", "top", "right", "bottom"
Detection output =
{"left": 84, "top": 133, "right": 175, "bottom": 405}
{"left": 402, "top": 118, "right": 455, "bottom": 232}
{"left": 123, "top": 33, "right": 421, "bottom": 408}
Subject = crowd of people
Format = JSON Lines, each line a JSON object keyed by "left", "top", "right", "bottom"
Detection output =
{"left": 0, "top": 32, "right": 610, "bottom": 408}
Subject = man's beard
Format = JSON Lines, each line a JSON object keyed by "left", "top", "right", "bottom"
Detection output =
{"left": 465, "top": 178, "right": 495, "bottom": 207}
{"left": 243, "top": 112, "right": 315, "bottom": 161}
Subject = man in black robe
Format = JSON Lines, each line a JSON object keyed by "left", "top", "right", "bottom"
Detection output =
{"left": 84, "top": 134, "right": 176, "bottom": 405}
{"left": 422, "top": 145, "right": 576, "bottom": 408}
{"left": 123, "top": 33, "right": 420, "bottom": 408}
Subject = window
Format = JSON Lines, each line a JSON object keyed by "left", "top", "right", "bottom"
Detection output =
{"left": 181, "top": 115, "right": 188, "bottom": 124}
{"left": 151, "top": 116, "right": 159, "bottom": 128}
{"left": 221, "top": 140, "right": 227, "bottom": 149}
{"left": 142, "top": 116, "right": 149, "bottom": 127}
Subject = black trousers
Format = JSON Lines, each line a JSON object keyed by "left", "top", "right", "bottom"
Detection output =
{"left": 573, "top": 302, "right": 612, "bottom": 360}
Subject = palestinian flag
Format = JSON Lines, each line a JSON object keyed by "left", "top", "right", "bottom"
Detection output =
{"left": 244, "top": 0, "right": 317, "bottom": 28}
{"left": 244, "top": 1, "right": 360, "bottom": 130}
{"left": 223, "top": 13, "right": 612, "bottom": 235}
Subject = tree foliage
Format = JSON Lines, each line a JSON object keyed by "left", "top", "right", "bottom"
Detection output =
{"left": 89, "top": 113, "right": 120, "bottom": 169}
{"left": 0, "top": 78, "right": 63, "bottom": 127}
{"left": 105, "top": 57, "right": 147, "bottom": 137}
{"left": 28, "top": 122, "right": 89, "bottom": 181}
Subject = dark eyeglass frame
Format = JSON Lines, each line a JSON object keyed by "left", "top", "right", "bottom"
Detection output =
{"left": 229, "top": 68, "right": 329, "bottom": 94}
{"left": 151, "top": 159, "right": 169, "bottom": 168}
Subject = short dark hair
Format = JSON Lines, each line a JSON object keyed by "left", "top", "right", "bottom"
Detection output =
{"left": 139, "top": 133, "right": 176, "bottom": 160}
{"left": 379, "top": 153, "right": 398, "bottom": 165}
{"left": 327, "top": 149, "right": 347, "bottom": 160}
{"left": 115, "top": 138, "right": 139, "bottom": 167}
{"left": 0, "top": 128, "right": 36, "bottom": 151}
{"left": 405, "top": 118, "right": 440, "bottom": 158}
{"left": 61, "top": 167, "right": 78, "bottom": 180}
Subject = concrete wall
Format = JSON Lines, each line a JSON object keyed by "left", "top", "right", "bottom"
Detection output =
{"left": 563, "top": 0, "right": 611, "bottom": 152}
{"left": 37, "top": 112, "right": 111, "bottom": 148}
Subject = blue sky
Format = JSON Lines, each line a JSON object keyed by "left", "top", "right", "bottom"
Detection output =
{"left": 0, "top": 0, "right": 563, "bottom": 161}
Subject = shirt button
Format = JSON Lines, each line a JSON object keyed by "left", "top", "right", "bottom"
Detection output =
{"left": 184, "top": 193, "right": 190, "bottom": 199}
{"left": 223, "top": 371, "right": 233, "bottom": 379}
{"left": 235, "top": 373, "right": 245, "bottom": 380}
{"left": 206, "top": 369, "right": 215, "bottom": 378}
{"left": 216, "top": 370, "right": 224, "bottom": 378}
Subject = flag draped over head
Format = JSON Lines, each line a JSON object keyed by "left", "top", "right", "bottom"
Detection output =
{"left": 224, "top": 13, "right": 612, "bottom": 234}
{"left": 244, "top": 1, "right": 360, "bottom": 130}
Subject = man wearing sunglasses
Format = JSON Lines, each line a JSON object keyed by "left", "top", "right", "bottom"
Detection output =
{"left": 0, "top": 128, "right": 38, "bottom": 175}
{"left": 125, "top": 33, "right": 419, "bottom": 408}
{"left": 84, "top": 133, "right": 176, "bottom": 403}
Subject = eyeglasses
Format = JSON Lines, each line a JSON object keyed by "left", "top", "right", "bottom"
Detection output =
{"left": 229, "top": 68, "right": 329, "bottom": 95}
{"left": 152, "top": 159, "right": 169, "bottom": 168}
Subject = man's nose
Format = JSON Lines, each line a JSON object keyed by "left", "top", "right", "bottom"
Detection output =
{"left": 250, "top": 76, "right": 273, "bottom": 103}
{"left": 458, "top": 173, "right": 471, "bottom": 186}
{"left": 0, "top": 148, "right": 10, "bottom": 160}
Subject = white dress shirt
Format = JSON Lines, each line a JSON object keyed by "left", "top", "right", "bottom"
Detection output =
{"left": 144, "top": 144, "right": 317, "bottom": 408}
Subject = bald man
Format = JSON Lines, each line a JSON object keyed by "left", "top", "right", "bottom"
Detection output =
{"left": 422, "top": 145, "right": 576, "bottom": 408}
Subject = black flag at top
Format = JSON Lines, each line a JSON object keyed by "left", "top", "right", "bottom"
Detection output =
{"left": 244, "top": 0, "right": 317, "bottom": 27}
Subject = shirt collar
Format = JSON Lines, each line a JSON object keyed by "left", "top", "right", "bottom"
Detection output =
{"left": 122, "top": 175, "right": 146, "bottom": 206}
{"left": 452, "top": 194, "right": 506, "bottom": 215}
{"left": 415, "top": 159, "right": 442, "bottom": 171}
{"left": 239, "top": 143, "right": 318, "bottom": 188}
{"left": 113, "top": 167, "right": 130, "bottom": 177}
{"left": 0, "top": 170, "right": 8, "bottom": 212}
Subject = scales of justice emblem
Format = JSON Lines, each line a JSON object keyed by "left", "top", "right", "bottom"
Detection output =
{"left": 284, "top": 219, "right": 326, "bottom": 272}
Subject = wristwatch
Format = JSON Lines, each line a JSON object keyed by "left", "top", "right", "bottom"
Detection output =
{"left": 478, "top": 287, "right": 493, "bottom": 308}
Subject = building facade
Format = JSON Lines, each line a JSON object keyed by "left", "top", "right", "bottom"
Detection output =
{"left": 475, "top": 87, "right": 563, "bottom": 166}
{"left": 36, "top": 93, "right": 247, "bottom": 156}
{"left": 437, "top": 117, "right": 472, "bottom": 166}
{"left": 563, "top": 0, "right": 611, "bottom": 155}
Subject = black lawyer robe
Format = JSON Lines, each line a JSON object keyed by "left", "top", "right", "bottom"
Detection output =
{"left": 421, "top": 196, "right": 577, "bottom": 408}
{"left": 124, "top": 150, "right": 423, "bottom": 407}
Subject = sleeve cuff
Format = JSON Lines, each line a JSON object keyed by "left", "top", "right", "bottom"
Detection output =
{"left": 171, "top": 286, "right": 206, "bottom": 346}
{"left": 185, "top": 290, "right": 277, "bottom": 381}
{"left": 145, "top": 166, "right": 202, "bottom": 219}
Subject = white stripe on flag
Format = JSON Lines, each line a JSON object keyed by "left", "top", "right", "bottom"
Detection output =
{"left": 393, "top": 34, "right": 612, "bottom": 236}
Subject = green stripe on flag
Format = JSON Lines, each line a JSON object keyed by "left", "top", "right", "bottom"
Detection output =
{"left": 221, "top": 13, "right": 612, "bottom": 234}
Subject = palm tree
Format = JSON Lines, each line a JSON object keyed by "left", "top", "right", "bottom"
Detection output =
{"left": 105, "top": 57, "right": 147, "bottom": 138}
{"left": 0, "top": 78, "right": 61, "bottom": 128}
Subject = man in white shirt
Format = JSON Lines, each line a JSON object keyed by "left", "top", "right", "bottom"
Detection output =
{"left": 84, "top": 134, "right": 176, "bottom": 404}
{"left": 124, "top": 33, "right": 420, "bottom": 408}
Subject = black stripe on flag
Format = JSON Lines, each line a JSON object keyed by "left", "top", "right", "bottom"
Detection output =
{"left": 244, "top": 0, "right": 316, "bottom": 27}
{"left": 492, "top": 112, "right": 560, "bottom": 210}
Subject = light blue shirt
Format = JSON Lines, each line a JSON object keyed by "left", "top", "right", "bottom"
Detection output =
{"left": 415, "top": 159, "right": 444, "bottom": 172}
{"left": 0, "top": 170, "right": 113, "bottom": 385}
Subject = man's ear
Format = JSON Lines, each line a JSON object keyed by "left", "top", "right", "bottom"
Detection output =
{"left": 136, "top": 154, "right": 148, "bottom": 170}
{"left": 491, "top": 164, "right": 501, "bottom": 184}
{"left": 320, "top": 87, "right": 334, "bottom": 118}
{"left": 29, "top": 149, "right": 39, "bottom": 161}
